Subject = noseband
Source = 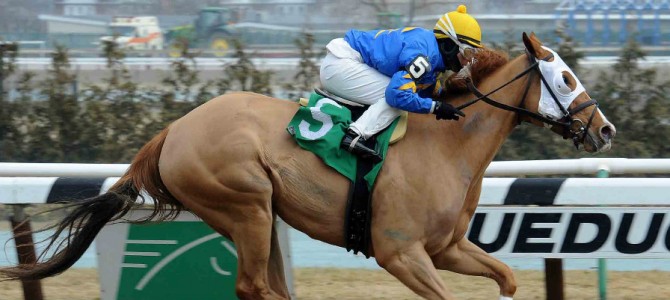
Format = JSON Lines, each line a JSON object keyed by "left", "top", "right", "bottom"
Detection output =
{"left": 458, "top": 51, "right": 598, "bottom": 149}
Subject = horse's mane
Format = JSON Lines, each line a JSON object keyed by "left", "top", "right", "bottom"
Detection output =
{"left": 441, "top": 48, "right": 510, "bottom": 98}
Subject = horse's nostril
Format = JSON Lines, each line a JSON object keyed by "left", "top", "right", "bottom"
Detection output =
{"left": 600, "top": 125, "right": 615, "bottom": 142}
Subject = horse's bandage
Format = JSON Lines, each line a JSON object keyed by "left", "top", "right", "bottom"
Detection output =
{"left": 538, "top": 46, "right": 585, "bottom": 120}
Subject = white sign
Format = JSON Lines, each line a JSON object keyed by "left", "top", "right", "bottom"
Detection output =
{"left": 468, "top": 207, "right": 670, "bottom": 258}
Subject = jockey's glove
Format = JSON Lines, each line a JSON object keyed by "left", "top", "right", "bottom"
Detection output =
{"left": 433, "top": 101, "right": 465, "bottom": 121}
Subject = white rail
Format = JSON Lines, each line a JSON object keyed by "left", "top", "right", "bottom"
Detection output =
{"left": 2, "top": 158, "right": 670, "bottom": 178}
{"left": 0, "top": 163, "right": 129, "bottom": 177}
{"left": 12, "top": 56, "right": 670, "bottom": 71}
{"left": 2, "top": 176, "right": 668, "bottom": 205}
{"left": 485, "top": 158, "right": 670, "bottom": 176}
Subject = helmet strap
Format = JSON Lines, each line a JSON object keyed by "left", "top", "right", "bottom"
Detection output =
{"left": 440, "top": 14, "right": 470, "bottom": 51}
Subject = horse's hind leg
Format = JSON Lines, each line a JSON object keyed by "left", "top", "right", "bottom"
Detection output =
{"left": 230, "top": 206, "right": 288, "bottom": 300}
{"left": 169, "top": 171, "right": 287, "bottom": 299}
{"left": 267, "top": 224, "right": 290, "bottom": 297}
{"left": 201, "top": 193, "right": 287, "bottom": 299}
{"left": 432, "top": 238, "right": 517, "bottom": 299}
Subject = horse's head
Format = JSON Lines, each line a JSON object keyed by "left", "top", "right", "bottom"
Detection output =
{"left": 520, "top": 32, "right": 616, "bottom": 152}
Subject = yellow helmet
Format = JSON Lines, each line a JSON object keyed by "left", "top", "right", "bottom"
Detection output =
{"left": 434, "top": 5, "right": 482, "bottom": 48}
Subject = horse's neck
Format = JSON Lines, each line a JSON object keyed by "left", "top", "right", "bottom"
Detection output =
{"left": 428, "top": 55, "right": 531, "bottom": 178}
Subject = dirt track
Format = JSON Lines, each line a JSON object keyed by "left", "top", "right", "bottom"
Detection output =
{"left": 0, "top": 268, "right": 669, "bottom": 299}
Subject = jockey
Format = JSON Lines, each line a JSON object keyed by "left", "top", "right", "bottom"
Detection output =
{"left": 319, "top": 5, "right": 482, "bottom": 162}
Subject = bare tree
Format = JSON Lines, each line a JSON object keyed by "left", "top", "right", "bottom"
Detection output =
{"left": 360, "top": 0, "right": 461, "bottom": 26}
{"left": 0, "top": 0, "right": 45, "bottom": 35}
{"left": 407, "top": 0, "right": 452, "bottom": 25}
{"left": 360, "top": 0, "right": 390, "bottom": 13}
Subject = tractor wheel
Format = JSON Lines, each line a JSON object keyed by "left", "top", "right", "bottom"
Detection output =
{"left": 168, "top": 41, "right": 184, "bottom": 58}
{"left": 209, "top": 36, "right": 230, "bottom": 57}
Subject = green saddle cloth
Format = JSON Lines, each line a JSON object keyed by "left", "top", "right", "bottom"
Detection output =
{"left": 286, "top": 93, "right": 399, "bottom": 191}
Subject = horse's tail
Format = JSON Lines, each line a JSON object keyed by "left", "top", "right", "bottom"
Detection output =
{"left": 0, "top": 128, "right": 183, "bottom": 281}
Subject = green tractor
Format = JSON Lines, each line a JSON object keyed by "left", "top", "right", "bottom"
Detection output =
{"left": 166, "top": 7, "right": 238, "bottom": 57}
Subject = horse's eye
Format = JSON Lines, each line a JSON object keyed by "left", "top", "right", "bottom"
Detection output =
{"left": 554, "top": 72, "right": 572, "bottom": 95}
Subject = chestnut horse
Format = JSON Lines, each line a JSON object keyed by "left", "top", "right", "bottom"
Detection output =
{"left": 1, "top": 33, "right": 615, "bottom": 299}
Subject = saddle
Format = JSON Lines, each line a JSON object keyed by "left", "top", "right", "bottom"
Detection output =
{"left": 301, "top": 88, "right": 409, "bottom": 145}
{"left": 297, "top": 88, "right": 409, "bottom": 258}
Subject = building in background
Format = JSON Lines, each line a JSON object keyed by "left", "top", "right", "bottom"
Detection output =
{"left": 556, "top": 0, "right": 670, "bottom": 46}
{"left": 3, "top": 0, "right": 670, "bottom": 52}
{"left": 56, "top": 0, "right": 98, "bottom": 16}
{"left": 38, "top": 0, "right": 194, "bottom": 49}
{"left": 53, "top": 0, "right": 158, "bottom": 16}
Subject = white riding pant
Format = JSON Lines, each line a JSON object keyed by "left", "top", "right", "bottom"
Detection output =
{"left": 319, "top": 38, "right": 402, "bottom": 140}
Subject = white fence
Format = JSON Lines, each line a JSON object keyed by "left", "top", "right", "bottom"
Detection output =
{"left": 2, "top": 176, "right": 670, "bottom": 206}
{"left": 0, "top": 158, "right": 669, "bottom": 299}
{"left": 3, "top": 158, "right": 670, "bottom": 177}
{"left": 485, "top": 158, "right": 670, "bottom": 176}
{"left": 1, "top": 158, "right": 669, "bottom": 259}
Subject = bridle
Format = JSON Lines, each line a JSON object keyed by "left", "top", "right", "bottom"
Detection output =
{"left": 457, "top": 50, "right": 599, "bottom": 149}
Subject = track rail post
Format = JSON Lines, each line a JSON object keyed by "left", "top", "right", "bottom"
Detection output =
{"left": 10, "top": 204, "right": 44, "bottom": 300}
{"left": 597, "top": 167, "right": 610, "bottom": 300}
{"left": 545, "top": 258, "right": 564, "bottom": 300}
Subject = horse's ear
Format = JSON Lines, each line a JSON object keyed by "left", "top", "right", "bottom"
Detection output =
{"left": 522, "top": 32, "right": 547, "bottom": 59}
{"left": 522, "top": 32, "right": 533, "bottom": 53}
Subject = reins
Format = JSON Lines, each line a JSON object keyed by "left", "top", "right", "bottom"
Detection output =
{"left": 459, "top": 50, "right": 599, "bottom": 148}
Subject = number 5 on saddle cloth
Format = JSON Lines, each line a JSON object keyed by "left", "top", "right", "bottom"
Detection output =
{"left": 286, "top": 89, "right": 408, "bottom": 257}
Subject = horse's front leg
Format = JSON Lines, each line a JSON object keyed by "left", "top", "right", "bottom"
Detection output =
{"left": 431, "top": 238, "right": 517, "bottom": 299}
{"left": 375, "top": 242, "right": 456, "bottom": 300}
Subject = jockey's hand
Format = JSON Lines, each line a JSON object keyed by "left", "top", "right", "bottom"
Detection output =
{"left": 433, "top": 101, "right": 465, "bottom": 121}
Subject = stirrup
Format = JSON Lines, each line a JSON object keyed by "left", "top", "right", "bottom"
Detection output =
{"left": 341, "top": 132, "right": 383, "bottom": 163}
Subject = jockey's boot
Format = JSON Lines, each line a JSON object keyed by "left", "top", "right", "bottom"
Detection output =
{"left": 341, "top": 129, "right": 383, "bottom": 163}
